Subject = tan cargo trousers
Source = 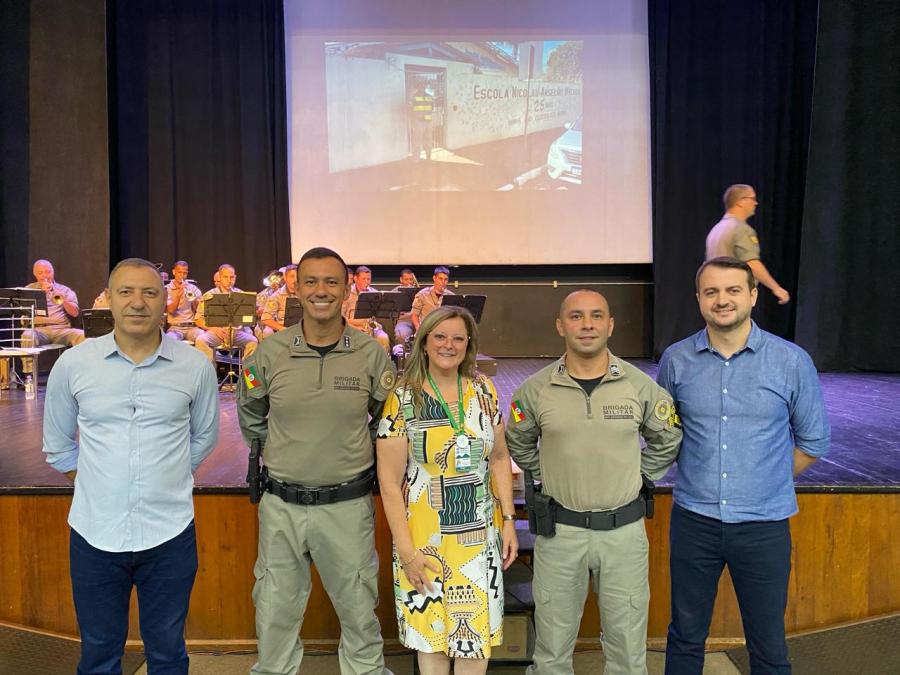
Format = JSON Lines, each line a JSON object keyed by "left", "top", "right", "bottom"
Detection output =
{"left": 529, "top": 519, "right": 651, "bottom": 675}
{"left": 251, "top": 492, "right": 388, "bottom": 675}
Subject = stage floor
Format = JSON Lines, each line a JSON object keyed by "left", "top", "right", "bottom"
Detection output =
{"left": 2, "top": 359, "right": 898, "bottom": 492}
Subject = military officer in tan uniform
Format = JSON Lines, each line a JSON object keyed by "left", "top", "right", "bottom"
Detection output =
{"left": 259, "top": 264, "right": 299, "bottom": 338}
{"left": 238, "top": 247, "right": 396, "bottom": 675}
{"left": 195, "top": 263, "right": 257, "bottom": 362}
{"left": 706, "top": 184, "right": 790, "bottom": 304}
{"left": 164, "top": 260, "right": 204, "bottom": 343}
{"left": 342, "top": 265, "right": 390, "bottom": 352}
{"left": 506, "top": 290, "right": 682, "bottom": 675}
{"left": 410, "top": 266, "right": 454, "bottom": 331}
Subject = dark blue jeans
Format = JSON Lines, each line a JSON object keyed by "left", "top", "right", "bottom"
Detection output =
{"left": 69, "top": 522, "right": 198, "bottom": 675}
{"left": 665, "top": 504, "right": 792, "bottom": 675}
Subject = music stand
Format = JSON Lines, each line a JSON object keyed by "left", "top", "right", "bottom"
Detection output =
{"left": 0, "top": 287, "right": 49, "bottom": 318}
{"left": 394, "top": 287, "right": 419, "bottom": 301}
{"left": 441, "top": 294, "right": 487, "bottom": 323}
{"left": 284, "top": 297, "right": 302, "bottom": 327}
{"left": 204, "top": 292, "right": 257, "bottom": 390}
{"left": 82, "top": 309, "right": 114, "bottom": 338}
{"left": 355, "top": 292, "right": 412, "bottom": 322}
{"left": 0, "top": 287, "right": 51, "bottom": 387}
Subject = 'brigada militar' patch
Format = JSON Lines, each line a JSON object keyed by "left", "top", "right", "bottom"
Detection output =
{"left": 243, "top": 366, "right": 261, "bottom": 390}
{"left": 510, "top": 400, "right": 526, "bottom": 423}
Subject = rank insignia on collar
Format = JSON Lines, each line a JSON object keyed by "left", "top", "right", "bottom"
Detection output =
{"left": 293, "top": 335, "right": 303, "bottom": 347}
{"left": 344, "top": 335, "right": 351, "bottom": 348}
{"left": 609, "top": 363, "right": 621, "bottom": 377}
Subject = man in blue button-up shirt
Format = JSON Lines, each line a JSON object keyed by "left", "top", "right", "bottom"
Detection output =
{"left": 657, "top": 257, "right": 829, "bottom": 675}
{"left": 43, "top": 258, "right": 219, "bottom": 675}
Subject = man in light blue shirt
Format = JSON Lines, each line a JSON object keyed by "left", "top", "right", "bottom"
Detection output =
{"left": 657, "top": 257, "right": 829, "bottom": 674}
{"left": 43, "top": 257, "right": 219, "bottom": 675}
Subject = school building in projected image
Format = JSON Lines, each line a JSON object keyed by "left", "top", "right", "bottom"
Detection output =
{"left": 324, "top": 41, "right": 583, "bottom": 174}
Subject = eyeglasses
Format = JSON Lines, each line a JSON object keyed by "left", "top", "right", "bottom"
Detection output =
{"left": 430, "top": 332, "right": 469, "bottom": 347}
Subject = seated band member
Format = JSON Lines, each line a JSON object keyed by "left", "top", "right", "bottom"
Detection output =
{"left": 255, "top": 269, "right": 283, "bottom": 324}
{"left": 411, "top": 266, "right": 454, "bottom": 332}
{"left": 164, "top": 261, "right": 204, "bottom": 344}
{"left": 22, "top": 259, "right": 86, "bottom": 356}
{"left": 342, "top": 265, "right": 390, "bottom": 352}
{"left": 195, "top": 264, "right": 258, "bottom": 361}
{"left": 392, "top": 268, "right": 418, "bottom": 347}
{"left": 260, "top": 265, "right": 299, "bottom": 337}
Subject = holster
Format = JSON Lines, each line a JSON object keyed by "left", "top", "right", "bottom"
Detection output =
{"left": 524, "top": 470, "right": 557, "bottom": 537}
{"left": 247, "top": 438, "right": 263, "bottom": 504}
{"left": 640, "top": 474, "right": 655, "bottom": 519}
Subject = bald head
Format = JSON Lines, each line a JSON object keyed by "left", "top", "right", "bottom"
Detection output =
{"left": 559, "top": 289, "right": 611, "bottom": 318}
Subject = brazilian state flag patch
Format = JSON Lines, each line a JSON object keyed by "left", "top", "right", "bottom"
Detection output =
{"left": 510, "top": 399, "right": 527, "bottom": 423}
{"left": 243, "top": 365, "right": 261, "bottom": 390}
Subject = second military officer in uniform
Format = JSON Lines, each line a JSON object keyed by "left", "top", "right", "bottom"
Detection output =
{"left": 506, "top": 290, "right": 682, "bottom": 675}
{"left": 238, "top": 247, "right": 396, "bottom": 675}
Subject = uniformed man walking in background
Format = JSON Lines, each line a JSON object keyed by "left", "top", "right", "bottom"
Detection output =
{"left": 238, "top": 246, "right": 396, "bottom": 675}
{"left": 506, "top": 289, "right": 682, "bottom": 675}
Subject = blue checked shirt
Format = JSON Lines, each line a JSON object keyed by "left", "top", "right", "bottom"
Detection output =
{"left": 657, "top": 322, "right": 829, "bottom": 522}
{"left": 42, "top": 331, "right": 219, "bottom": 551}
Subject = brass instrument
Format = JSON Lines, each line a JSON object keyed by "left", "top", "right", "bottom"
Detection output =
{"left": 185, "top": 289, "right": 197, "bottom": 302}
{"left": 262, "top": 270, "right": 283, "bottom": 290}
{"left": 48, "top": 285, "right": 65, "bottom": 305}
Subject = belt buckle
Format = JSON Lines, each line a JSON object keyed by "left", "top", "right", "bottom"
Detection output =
{"left": 299, "top": 490, "right": 317, "bottom": 505}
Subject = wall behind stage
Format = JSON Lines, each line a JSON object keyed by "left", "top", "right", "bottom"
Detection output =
{"left": 0, "top": 0, "right": 109, "bottom": 305}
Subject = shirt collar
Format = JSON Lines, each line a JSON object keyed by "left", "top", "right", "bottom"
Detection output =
{"left": 693, "top": 321, "right": 763, "bottom": 354}
{"left": 289, "top": 320, "right": 358, "bottom": 355}
{"left": 101, "top": 329, "right": 172, "bottom": 363}
{"left": 550, "top": 350, "right": 625, "bottom": 384}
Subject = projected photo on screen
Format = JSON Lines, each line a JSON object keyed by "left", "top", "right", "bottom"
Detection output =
{"left": 323, "top": 40, "right": 583, "bottom": 191}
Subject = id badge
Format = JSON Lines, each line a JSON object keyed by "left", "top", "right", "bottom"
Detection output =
{"left": 454, "top": 434, "right": 472, "bottom": 471}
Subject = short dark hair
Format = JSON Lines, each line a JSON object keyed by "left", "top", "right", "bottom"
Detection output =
{"left": 108, "top": 258, "right": 165, "bottom": 291}
{"left": 282, "top": 263, "right": 297, "bottom": 273}
{"left": 400, "top": 268, "right": 414, "bottom": 275}
{"left": 173, "top": 260, "right": 189, "bottom": 268}
{"left": 355, "top": 265, "right": 372, "bottom": 275}
{"left": 434, "top": 266, "right": 450, "bottom": 276}
{"left": 695, "top": 256, "right": 756, "bottom": 291}
{"left": 298, "top": 246, "right": 347, "bottom": 271}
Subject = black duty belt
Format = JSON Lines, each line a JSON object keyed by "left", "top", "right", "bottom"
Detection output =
{"left": 554, "top": 494, "right": 647, "bottom": 531}
{"left": 264, "top": 467, "right": 375, "bottom": 506}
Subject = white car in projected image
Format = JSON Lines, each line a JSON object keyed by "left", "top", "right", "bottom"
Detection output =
{"left": 546, "top": 117, "right": 582, "bottom": 184}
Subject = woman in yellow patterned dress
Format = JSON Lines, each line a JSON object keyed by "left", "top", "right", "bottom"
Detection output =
{"left": 377, "top": 306, "right": 518, "bottom": 674}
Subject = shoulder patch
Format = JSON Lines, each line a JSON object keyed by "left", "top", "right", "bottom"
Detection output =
{"left": 379, "top": 369, "right": 396, "bottom": 390}
{"left": 243, "top": 365, "right": 261, "bottom": 390}
{"left": 750, "top": 235, "right": 759, "bottom": 244}
{"left": 510, "top": 399, "right": 527, "bottom": 423}
{"left": 654, "top": 400, "right": 671, "bottom": 422}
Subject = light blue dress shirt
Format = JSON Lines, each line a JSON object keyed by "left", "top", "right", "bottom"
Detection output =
{"left": 43, "top": 331, "right": 219, "bottom": 552}
{"left": 657, "top": 322, "right": 830, "bottom": 523}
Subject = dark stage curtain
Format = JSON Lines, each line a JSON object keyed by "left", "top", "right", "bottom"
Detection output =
{"left": 108, "top": 0, "right": 291, "bottom": 287}
{"left": 648, "top": 0, "right": 818, "bottom": 357}
{"left": 794, "top": 0, "right": 900, "bottom": 372}
{"left": 0, "top": 0, "right": 31, "bottom": 288}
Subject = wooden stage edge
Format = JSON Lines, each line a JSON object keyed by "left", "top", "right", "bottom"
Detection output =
{"left": 2, "top": 493, "right": 899, "bottom": 645}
